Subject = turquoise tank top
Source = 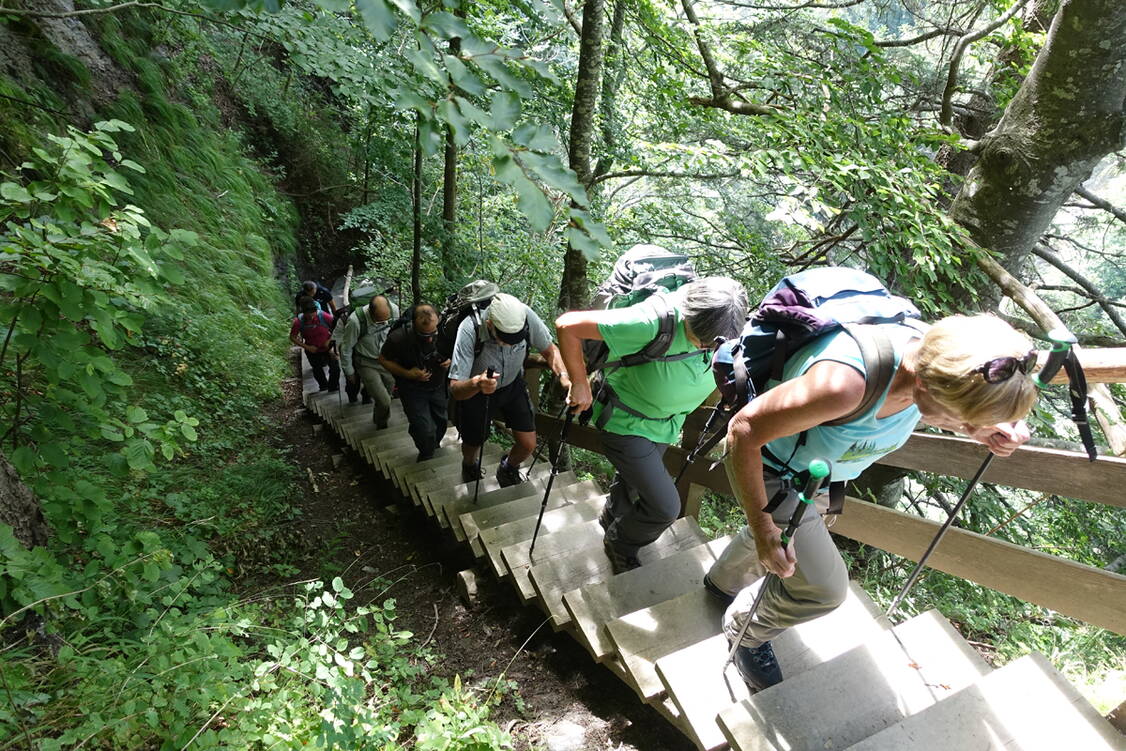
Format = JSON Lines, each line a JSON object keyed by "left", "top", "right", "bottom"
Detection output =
{"left": 763, "top": 325, "right": 922, "bottom": 483}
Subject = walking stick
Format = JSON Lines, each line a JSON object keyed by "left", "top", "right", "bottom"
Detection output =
{"left": 472, "top": 367, "right": 497, "bottom": 505}
{"left": 723, "top": 459, "right": 830, "bottom": 697}
{"left": 527, "top": 410, "right": 575, "bottom": 561}
{"left": 885, "top": 329, "right": 1078, "bottom": 619}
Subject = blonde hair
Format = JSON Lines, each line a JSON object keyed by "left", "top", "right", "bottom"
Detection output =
{"left": 916, "top": 315, "right": 1038, "bottom": 426}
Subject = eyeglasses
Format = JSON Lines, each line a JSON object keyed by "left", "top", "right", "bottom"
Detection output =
{"left": 974, "top": 350, "right": 1037, "bottom": 384}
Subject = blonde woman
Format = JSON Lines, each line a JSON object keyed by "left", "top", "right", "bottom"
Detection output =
{"left": 706, "top": 314, "right": 1037, "bottom": 692}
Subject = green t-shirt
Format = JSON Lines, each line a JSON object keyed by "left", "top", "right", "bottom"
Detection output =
{"left": 592, "top": 295, "right": 714, "bottom": 444}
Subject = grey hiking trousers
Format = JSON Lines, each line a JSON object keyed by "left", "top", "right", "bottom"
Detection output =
{"left": 707, "top": 466, "right": 849, "bottom": 647}
{"left": 600, "top": 432, "right": 681, "bottom": 557}
{"left": 356, "top": 361, "right": 395, "bottom": 428}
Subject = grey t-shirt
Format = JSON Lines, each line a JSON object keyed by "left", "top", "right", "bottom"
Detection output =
{"left": 447, "top": 304, "right": 552, "bottom": 388}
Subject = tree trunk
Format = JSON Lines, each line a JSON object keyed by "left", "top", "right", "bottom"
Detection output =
{"left": 557, "top": 0, "right": 606, "bottom": 312}
{"left": 441, "top": 34, "right": 461, "bottom": 280}
{"left": 948, "top": 0, "right": 1126, "bottom": 280}
{"left": 411, "top": 115, "right": 422, "bottom": 304}
{"left": 0, "top": 451, "right": 48, "bottom": 549}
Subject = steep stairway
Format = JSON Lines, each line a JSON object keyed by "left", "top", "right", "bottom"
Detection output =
{"left": 300, "top": 362, "right": 1125, "bottom": 751}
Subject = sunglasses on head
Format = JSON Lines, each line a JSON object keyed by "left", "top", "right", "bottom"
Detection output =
{"left": 974, "top": 350, "right": 1037, "bottom": 384}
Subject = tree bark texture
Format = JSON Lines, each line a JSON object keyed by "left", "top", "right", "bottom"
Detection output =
{"left": 0, "top": 451, "right": 48, "bottom": 549}
{"left": 949, "top": 0, "right": 1126, "bottom": 276}
{"left": 412, "top": 115, "right": 422, "bottom": 304}
{"left": 441, "top": 34, "right": 461, "bottom": 279}
{"left": 557, "top": 0, "right": 606, "bottom": 312}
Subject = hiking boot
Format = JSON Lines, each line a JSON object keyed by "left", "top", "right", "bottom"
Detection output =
{"left": 496, "top": 456, "right": 524, "bottom": 488}
{"left": 598, "top": 503, "right": 613, "bottom": 532}
{"left": 703, "top": 574, "right": 735, "bottom": 608}
{"left": 732, "top": 641, "right": 783, "bottom": 693}
{"left": 461, "top": 463, "right": 482, "bottom": 484}
{"left": 416, "top": 452, "right": 434, "bottom": 463}
{"left": 361, "top": 394, "right": 372, "bottom": 405}
{"left": 603, "top": 538, "right": 641, "bottom": 575}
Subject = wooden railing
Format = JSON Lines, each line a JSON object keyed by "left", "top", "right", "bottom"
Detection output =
{"left": 533, "top": 407, "right": 1126, "bottom": 636}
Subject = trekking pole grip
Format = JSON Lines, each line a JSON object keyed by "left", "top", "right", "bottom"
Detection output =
{"left": 1034, "top": 328, "right": 1077, "bottom": 388}
{"left": 781, "top": 459, "right": 831, "bottom": 545}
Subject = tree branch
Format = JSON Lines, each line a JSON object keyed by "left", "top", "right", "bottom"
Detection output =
{"left": 590, "top": 168, "right": 739, "bottom": 185}
{"left": 939, "top": 0, "right": 1034, "bottom": 128}
{"left": 1032, "top": 243, "right": 1126, "bottom": 338}
{"left": 998, "top": 312, "right": 1126, "bottom": 347}
{"left": 560, "top": 0, "right": 583, "bottom": 36}
{"left": 681, "top": 0, "right": 782, "bottom": 117}
{"left": 1074, "top": 185, "right": 1126, "bottom": 225}
{"left": 874, "top": 26, "right": 963, "bottom": 48}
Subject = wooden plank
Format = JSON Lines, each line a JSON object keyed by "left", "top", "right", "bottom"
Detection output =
{"left": 537, "top": 412, "right": 1126, "bottom": 510}
{"left": 878, "top": 432, "right": 1126, "bottom": 509}
{"left": 563, "top": 538, "right": 729, "bottom": 662}
{"left": 846, "top": 652, "right": 1126, "bottom": 751}
{"left": 831, "top": 498, "right": 1126, "bottom": 635}
{"left": 1036, "top": 347, "right": 1126, "bottom": 386}
{"left": 604, "top": 588, "right": 726, "bottom": 700}
{"left": 457, "top": 468, "right": 571, "bottom": 542}
{"left": 530, "top": 517, "right": 710, "bottom": 630}
{"left": 482, "top": 495, "right": 603, "bottom": 578}
{"left": 500, "top": 520, "right": 605, "bottom": 601}
{"left": 656, "top": 582, "right": 888, "bottom": 751}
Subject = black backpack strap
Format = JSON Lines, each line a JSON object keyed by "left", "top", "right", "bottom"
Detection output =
{"left": 592, "top": 380, "right": 689, "bottom": 430}
{"left": 1063, "top": 351, "right": 1097, "bottom": 461}
{"left": 823, "top": 325, "right": 896, "bottom": 427}
{"left": 604, "top": 294, "right": 706, "bottom": 369}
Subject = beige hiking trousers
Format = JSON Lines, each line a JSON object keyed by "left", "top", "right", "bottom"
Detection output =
{"left": 707, "top": 466, "right": 849, "bottom": 647}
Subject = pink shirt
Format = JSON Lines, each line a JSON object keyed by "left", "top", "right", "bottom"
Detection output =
{"left": 291, "top": 312, "right": 335, "bottom": 351}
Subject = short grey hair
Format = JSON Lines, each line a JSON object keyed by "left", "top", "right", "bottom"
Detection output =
{"left": 678, "top": 277, "right": 748, "bottom": 345}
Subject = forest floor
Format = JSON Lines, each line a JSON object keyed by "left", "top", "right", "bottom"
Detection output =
{"left": 273, "top": 356, "right": 694, "bottom": 751}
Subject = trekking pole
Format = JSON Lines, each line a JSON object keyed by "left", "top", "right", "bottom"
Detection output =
{"left": 885, "top": 328, "right": 1078, "bottom": 619}
{"left": 472, "top": 367, "right": 497, "bottom": 505}
{"left": 723, "top": 459, "right": 830, "bottom": 698}
{"left": 527, "top": 410, "right": 575, "bottom": 561}
{"left": 524, "top": 402, "right": 568, "bottom": 478}
{"left": 673, "top": 404, "right": 731, "bottom": 485}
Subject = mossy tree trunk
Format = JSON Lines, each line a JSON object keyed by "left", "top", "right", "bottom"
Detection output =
{"left": 949, "top": 0, "right": 1126, "bottom": 280}
{"left": 0, "top": 452, "right": 48, "bottom": 550}
{"left": 557, "top": 0, "right": 605, "bottom": 313}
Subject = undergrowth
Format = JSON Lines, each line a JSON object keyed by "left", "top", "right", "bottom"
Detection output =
{"left": 0, "top": 7, "right": 514, "bottom": 748}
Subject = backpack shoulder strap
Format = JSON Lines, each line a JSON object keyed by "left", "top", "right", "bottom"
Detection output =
{"left": 610, "top": 294, "right": 706, "bottom": 369}
{"left": 357, "top": 311, "right": 368, "bottom": 341}
{"left": 823, "top": 324, "right": 896, "bottom": 427}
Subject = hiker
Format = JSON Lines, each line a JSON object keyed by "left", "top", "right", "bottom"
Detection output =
{"left": 291, "top": 296, "right": 339, "bottom": 392}
{"left": 448, "top": 292, "right": 568, "bottom": 487}
{"left": 705, "top": 313, "right": 1035, "bottom": 692}
{"left": 556, "top": 277, "right": 749, "bottom": 574}
{"left": 379, "top": 304, "right": 451, "bottom": 461}
{"left": 338, "top": 295, "right": 398, "bottom": 428}
{"left": 294, "top": 280, "right": 336, "bottom": 316}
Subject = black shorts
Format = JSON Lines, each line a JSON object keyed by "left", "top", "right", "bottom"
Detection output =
{"left": 457, "top": 376, "right": 535, "bottom": 445}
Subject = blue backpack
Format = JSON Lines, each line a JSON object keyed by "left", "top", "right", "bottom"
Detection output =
{"left": 689, "top": 267, "right": 925, "bottom": 512}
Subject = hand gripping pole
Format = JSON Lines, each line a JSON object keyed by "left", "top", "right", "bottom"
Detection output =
{"left": 722, "top": 460, "right": 831, "bottom": 695}
{"left": 472, "top": 367, "right": 497, "bottom": 505}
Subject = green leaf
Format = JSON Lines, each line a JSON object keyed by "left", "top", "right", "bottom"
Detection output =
{"left": 1, "top": 182, "right": 33, "bottom": 203}
{"left": 126, "top": 406, "right": 148, "bottom": 423}
{"left": 424, "top": 11, "right": 470, "bottom": 39}
{"left": 446, "top": 56, "right": 487, "bottom": 97}
{"left": 516, "top": 181, "right": 553, "bottom": 232}
{"left": 124, "top": 439, "right": 154, "bottom": 471}
{"left": 512, "top": 122, "right": 558, "bottom": 153}
{"left": 386, "top": 0, "right": 420, "bottom": 23}
{"left": 566, "top": 225, "right": 601, "bottom": 261}
{"left": 522, "top": 152, "right": 587, "bottom": 206}
{"left": 332, "top": 576, "right": 345, "bottom": 592}
{"left": 490, "top": 91, "right": 521, "bottom": 132}
{"left": 161, "top": 443, "right": 175, "bottom": 461}
{"left": 474, "top": 55, "right": 532, "bottom": 98}
{"left": 180, "top": 423, "right": 198, "bottom": 441}
{"left": 406, "top": 47, "right": 447, "bottom": 85}
{"left": 355, "top": 0, "right": 396, "bottom": 41}
{"left": 10, "top": 446, "right": 37, "bottom": 474}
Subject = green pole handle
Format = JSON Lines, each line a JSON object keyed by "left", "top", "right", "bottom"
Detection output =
{"left": 1034, "top": 328, "right": 1077, "bottom": 388}
{"left": 781, "top": 459, "right": 831, "bottom": 546}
